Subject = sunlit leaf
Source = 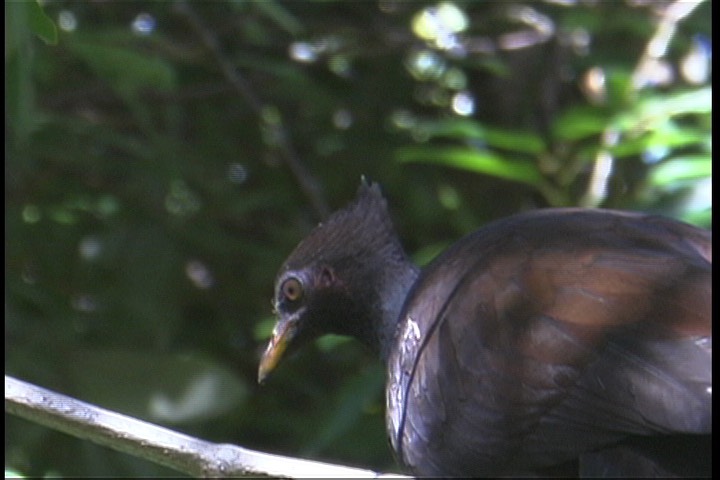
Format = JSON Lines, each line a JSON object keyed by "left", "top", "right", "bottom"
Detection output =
{"left": 681, "top": 208, "right": 712, "bottom": 229}
{"left": 396, "top": 146, "right": 543, "bottom": 186}
{"left": 28, "top": 0, "right": 58, "bottom": 45}
{"left": 610, "top": 124, "right": 708, "bottom": 158}
{"left": 552, "top": 106, "right": 610, "bottom": 140}
{"left": 316, "top": 334, "right": 353, "bottom": 352}
{"left": 412, "top": 242, "right": 449, "bottom": 267}
{"left": 414, "top": 118, "right": 546, "bottom": 154}
{"left": 611, "top": 88, "right": 712, "bottom": 131}
{"left": 253, "top": 316, "right": 277, "bottom": 341}
{"left": 648, "top": 156, "right": 712, "bottom": 186}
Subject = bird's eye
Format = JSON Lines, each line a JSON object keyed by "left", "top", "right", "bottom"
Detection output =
{"left": 281, "top": 277, "right": 303, "bottom": 302}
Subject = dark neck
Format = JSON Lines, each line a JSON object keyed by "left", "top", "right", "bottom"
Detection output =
{"left": 374, "top": 259, "right": 421, "bottom": 364}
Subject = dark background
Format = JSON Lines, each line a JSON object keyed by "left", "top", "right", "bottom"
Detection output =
{"left": 5, "top": 1, "right": 711, "bottom": 476}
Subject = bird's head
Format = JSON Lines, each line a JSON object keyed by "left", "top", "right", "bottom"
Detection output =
{"left": 258, "top": 180, "right": 416, "bottom": 383}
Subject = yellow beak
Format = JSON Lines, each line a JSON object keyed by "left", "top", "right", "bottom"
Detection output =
{"left": 258, "top": 318, "right": 297, "bottom": 384}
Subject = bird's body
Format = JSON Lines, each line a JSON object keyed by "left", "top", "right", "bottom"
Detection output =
{"left": 259, "top": 181, "right": 711, "bottom": 477}
{"left": 387, "top": 208, "right": 711, "bottom": 476}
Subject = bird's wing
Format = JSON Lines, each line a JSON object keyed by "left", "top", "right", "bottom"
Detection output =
{"left": 389, "top": 209, "right": 711, "bottom": 476}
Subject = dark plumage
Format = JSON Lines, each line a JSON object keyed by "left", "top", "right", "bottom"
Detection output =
{"left": 259, "top": 180, "right": 712, "bottom": 477}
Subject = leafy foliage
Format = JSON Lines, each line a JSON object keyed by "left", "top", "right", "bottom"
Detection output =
{"left": 5, "top": 0, "right": 711, "bottom": 476}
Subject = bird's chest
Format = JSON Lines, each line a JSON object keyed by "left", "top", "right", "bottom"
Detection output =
{"left": 384, "top": 285, "right": 583, "bottom": 476}
{"left": 385, "top": 302, "right": 522, "bottom": 475}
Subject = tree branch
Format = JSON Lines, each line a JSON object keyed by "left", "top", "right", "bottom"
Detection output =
{"left": 5, "top": 375, "right": 409, "bottom": 478}
{"left": 172, "top": 1, "right": 330, "bottom": 220}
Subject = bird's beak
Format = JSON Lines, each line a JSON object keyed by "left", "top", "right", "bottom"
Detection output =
{"left": 258, "top": 317, "right": 298, "bottom": 384}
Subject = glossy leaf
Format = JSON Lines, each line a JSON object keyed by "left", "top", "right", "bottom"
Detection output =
{"left": 414, "top": 118, "right": 546, "bottom": 154}
{"left": 396, "top": 146, "right": 543, "bottom": 186}
{"left": 552, "top": 106, "right": 610, "bottom": 140}
{"left": 28, "top": 1, "right": 58, "bottom": 45}
{"left": 649, "top": 156, "right": 712, "bottom": 186}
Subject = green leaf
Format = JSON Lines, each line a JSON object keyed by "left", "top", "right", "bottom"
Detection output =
{"left": 396, "top": 146, "right": 543, "bottom": 186}
{"left": 412, "top": 242, "right": 450, "bottom": 267}
{"left": 66, "top": 40, "right": 176, "bottom": 99}
{"left": 315, "top": 334, "right": 353, "bottom": 352}
{"left": 611, "top": 88, "right": 712, "bottom": 132}
{"left": 253, "top": 316, "right": 277, "bottom": 341}
{"left": 415, "top": 118, "right": 546, "bottom": 154}
{"left": 249, "top": 0, "right": 304, "bottom": 35}
{"left": 681, "top": 208, "right": 712, "bottom": 229}
{"left": 5, "top": 1, "right": 52, "bottom": 144}
{"left": 648, "top": 156, "right": 712, "bottom": 186}
{"left": 553, "top": 89, "right": 710, "bottom": 143}
{"left": 610, "top": 124, "right": 708, "bottom": 158}
{"left": 28, "top": 0, "right": 58, "bottom": 45}
{"left": 552, "top": 106, "right": 610, "bottom": 140}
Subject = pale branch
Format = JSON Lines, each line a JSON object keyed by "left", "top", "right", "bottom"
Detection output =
{"left": 581, "top": 0, "right": 706, "bottom": 208}
{"left": 5, "top": 375, "right": 409, "bottom": 478}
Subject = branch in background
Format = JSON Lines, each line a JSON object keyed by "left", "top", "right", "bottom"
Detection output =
{"left": 5, "top": 375, "right": 408, "bottom": 478}
{"left": 172, "top": 1, "right": 330, "bottom": 220}
{"left": 631, "top": 0, "right": 705, "bottom": 90}
{"left": 580, "top": 0, "right": 706, "bottom": 208}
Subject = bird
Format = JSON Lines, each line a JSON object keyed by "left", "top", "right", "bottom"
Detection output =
{"left": 258, "top": 179, "right": 711, "bottom": 477}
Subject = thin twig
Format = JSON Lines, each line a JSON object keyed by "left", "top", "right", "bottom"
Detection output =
{"left": 173, "top": 1, "right": 330, "bottom": 219}
{"left": 581, "top": 0, "right": 705, "bottom": 207}
{"left": 631, "top": 0, "right": 705, "bottom": 90}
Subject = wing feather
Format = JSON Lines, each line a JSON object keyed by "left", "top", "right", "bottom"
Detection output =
{"left": 388, "top": 209, "right": 711, "bottom": 476}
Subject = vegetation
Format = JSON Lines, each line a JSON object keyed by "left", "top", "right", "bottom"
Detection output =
{"left": 6, "top": 1, "right": 711, "bottom": 476}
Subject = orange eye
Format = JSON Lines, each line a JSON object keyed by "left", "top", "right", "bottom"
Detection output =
{"left": 281, "top": 277, "right": 303, "bottom": 302}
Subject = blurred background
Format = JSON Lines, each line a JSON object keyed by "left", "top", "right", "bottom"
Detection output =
{"left": 5, "top": 0, "right": 711, "bottom": 476}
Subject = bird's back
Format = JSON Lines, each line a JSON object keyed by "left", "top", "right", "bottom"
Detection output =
{"left": 386, "top": 208, "right": 711, "bottom": 476}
